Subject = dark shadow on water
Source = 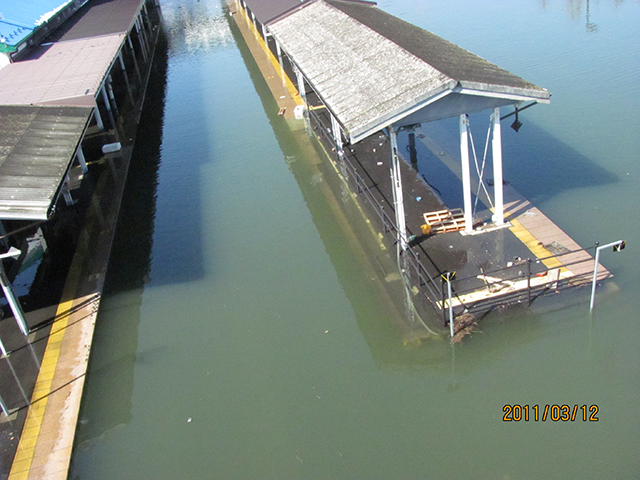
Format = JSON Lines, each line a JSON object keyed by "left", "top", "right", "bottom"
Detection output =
{"left": 70, "top": 27, "right": 169, "bottom": 453}
{"left": 410, "top": 114, "right": 618, "bottom": 210}
{"left": 501, "top": 120, "right": 619, "bottom": 205}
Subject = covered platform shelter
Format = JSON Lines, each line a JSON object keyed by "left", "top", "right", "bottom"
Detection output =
{"left": 242, "top": 0, "right": 551, "bottom": 250}
{"left": 0, "top": 0, "right": 158, "bottom": 221}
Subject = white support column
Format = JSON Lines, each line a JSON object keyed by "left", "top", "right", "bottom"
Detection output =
{"left": 127, "top": 36, "right": 143, "bottom": 84}
{"left": 101, "top": 86, "right": 117, "bottom": 132}
{"left": 459, "top": 114, "right": 474, "bottom": 232}
{"left": 275, "top": 40, "right": 285, "bottom": 85}
{"left": 107, "top": 75, "right": 119, "bottom": 116}
{"left": 94, "top": 105, "right": 105, "bottom": 131}
{"left": 492, "top": 107, "right": 505, "bottom": 225}
{"left": 390, "top": 128, "right": 408, "bottom": 250}
{"left": 118, "top": 52, "right": 135, "bottom": 104}
{"left": 76, "top": 145, "right": 88, "bottom": 173}
{"left": 330, "top": 114, "right": 344, "bottom": 158}
{"left": 135, "top": 17, "right": 149, "bottom": 63}
{"left": 294, "top": 65, "right": 306, "bottom": 104}
{"left": 261, "top": 24, "right": 268, "bottom": 42}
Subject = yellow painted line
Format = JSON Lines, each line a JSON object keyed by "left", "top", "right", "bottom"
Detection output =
{"left": 508, "top": 218, "right": 565, "bottom": 271}
{"left": 9, "top": 292, "right": 79, "bottom": 478}
{"left": 237, "top": 4, "right": 303, "bottom": 105}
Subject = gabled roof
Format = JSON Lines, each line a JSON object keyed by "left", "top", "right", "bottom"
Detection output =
{"left": 267, "top": 0, "right": 550, "bottom": 143}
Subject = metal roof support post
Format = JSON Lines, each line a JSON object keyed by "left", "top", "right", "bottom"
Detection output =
{"left": 389, "top": 127, "right": 408, "bottom": 250}
{"left": 0, "top": 248, "right": 29, "bottom": 336}
{"left": 107, "top": 75, "right": 119, "bottom": 117}
{"left": 459, "top": 114, "right": 474, "bottom": 232}
{"left": 101, "top": 86, "right": 118, "bottom": 136}
{"left": 330, "top": 113, "right": 344, "bottom": 158}
{"left": 491, "top": 107, "right": 504, "bottom": 225}
{"left": 135, "top": 17, "right": 149, "bottom": 63}
{"left": 274, "top": 40, "right": 286, "bottom": 86}
{"left": 262, "top": 24, "right": 268, "bottom": 42}
{"left": 294, "top": 65, "right": 306, "bottom": 104}
{"left": 61, "top": 175, "right": 74, "bottom": 206}
{"left": 127, "top": 36, "right": 143, "bottom": 85}
{"left": 251, "top": 12, "right": 258, "bottom": 34}
{"left": 138, "top": 14, "right": 151, "bottom": 56}
{"left": 76, "top": 145, "right": 88, "bottom": 173}
{"left": 118, "top": 52, "right": 135, "bottom": 105}
{"left": 94, "top": 105, "right": 105, "bottom": 131}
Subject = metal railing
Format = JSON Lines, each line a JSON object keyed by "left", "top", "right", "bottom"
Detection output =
{"left": 304, "top": 107, "right": 614, "bottom": 324}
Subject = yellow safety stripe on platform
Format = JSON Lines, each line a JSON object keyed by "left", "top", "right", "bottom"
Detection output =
{"left": 508, "top": 218, "right": 565, "bottom": 271}
{"left": 239, "top": 4, "right": 303, "bottom": 105}
{"left": 9, "top": 289, "right": 79, "bottom": 478}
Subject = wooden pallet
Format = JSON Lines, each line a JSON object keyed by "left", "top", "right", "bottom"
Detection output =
{"left": 423, "top": 208, "right": 465, "bottom": 233}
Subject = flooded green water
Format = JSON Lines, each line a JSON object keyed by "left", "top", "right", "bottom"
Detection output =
{"left": 69, "top": 1, "right": 639, "bottom": 478}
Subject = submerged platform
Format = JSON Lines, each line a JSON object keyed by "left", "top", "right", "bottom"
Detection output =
{"left": 0, "top": 0, "right": 163, "bottom": 478}
{"left": 228, "top": 0, "right": 611, "bottom": 335}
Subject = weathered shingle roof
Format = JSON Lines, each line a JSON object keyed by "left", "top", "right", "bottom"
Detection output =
{"left": 0, "top": 105, "right": 92, "bottom": 220}
{"left": 267, "top": 0, "right": 550, "bottom": 143}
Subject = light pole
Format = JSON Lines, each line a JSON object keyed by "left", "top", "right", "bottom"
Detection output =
{"left": 590, "top": 240, "right": 625, "bottom": 312}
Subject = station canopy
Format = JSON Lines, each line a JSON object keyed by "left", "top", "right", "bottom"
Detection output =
{"left": 0, "top": 106, "right": 92, "bottom": 220}
{"left": 264, "top": 0, "right": 551, "bottom": 143}
{"left": 0, "top": 0, "right": 148, "bottom": 221}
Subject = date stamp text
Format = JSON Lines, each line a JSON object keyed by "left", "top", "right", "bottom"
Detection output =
{"left": 503, "top": 404, "right": 599, "bottom": 422}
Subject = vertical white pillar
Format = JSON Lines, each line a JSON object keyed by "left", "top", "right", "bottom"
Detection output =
{"left": 294, "top": 65, "right": 306, "bottom": 104}
{"left": 330, "top": 114, "right": 344, "bottom": 158}
{"left": 390, "top": 128, "right": 408, "bottom": 250}
{"left": 459, "top": 114, "right": 473, "bottom": 232}
{"left": 127, "top": 36, "right": 143, "bottom": 84}
{"left": 275, "top": 41, "right": 285, "bottom": 85}
{"left": 77, "top": 145, "right": 88, "bottom": 173}
{"left": 94, "top": 105, "right": 105, "bottom": 131}
{"left": 492, "top": 107, "right": 504, "bottom": 225}
{"left": 118, "top": 52, "right": 135, "bottom": 104}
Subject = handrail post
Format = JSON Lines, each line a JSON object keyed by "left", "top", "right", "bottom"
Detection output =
{"left": 526, "top": 259, "right": 532, "bottom": 306}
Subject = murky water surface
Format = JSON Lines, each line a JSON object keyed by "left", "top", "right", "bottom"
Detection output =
{"left": 70, "top": 1, "right": 639, "bottom": 478}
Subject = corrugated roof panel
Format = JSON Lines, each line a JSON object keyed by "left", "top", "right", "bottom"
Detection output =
{"left": 326, "top": 0, "right": 546, "bottom": 93}
{"left": 269, "top": 1, "right": 453, "bottom": 140}
{"left": 0, "top": 105, "right": 92, "bottom": 220}
{"left": 268, "top": 0, "right": 549, "bottom": 142}
{"left": 0, "top": 34, "right": 125, "bottom": 106}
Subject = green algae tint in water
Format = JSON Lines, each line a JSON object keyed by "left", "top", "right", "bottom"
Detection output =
{"left": 70, "top": 1, "right": 639, "bottom": 479}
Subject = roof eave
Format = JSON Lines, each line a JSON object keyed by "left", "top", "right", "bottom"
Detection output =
{"left": 347, "top": 83, "right": 455, "bottom": 144}
{"left": 456, "top": 81, "right": 551, "bottom": 104}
